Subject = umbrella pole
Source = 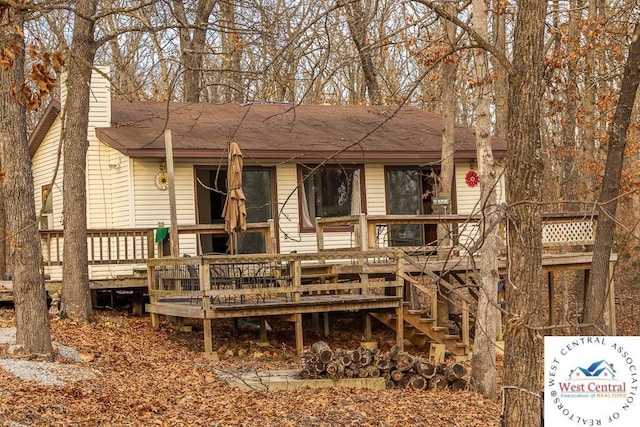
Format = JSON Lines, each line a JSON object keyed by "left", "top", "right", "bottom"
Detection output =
{"left": 229, "top": 232, "right": 238, "bottom": 255}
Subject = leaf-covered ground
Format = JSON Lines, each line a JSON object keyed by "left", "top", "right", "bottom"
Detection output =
{"left": 0, "top": 309, "right": 501, "bottom": 426}
{"left": 5, "top": 248, "right": 639, "bottom": 427}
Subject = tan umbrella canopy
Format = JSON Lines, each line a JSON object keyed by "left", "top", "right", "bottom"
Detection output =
{"left": 222, "top": 141, "right": 247, "bottom": 235}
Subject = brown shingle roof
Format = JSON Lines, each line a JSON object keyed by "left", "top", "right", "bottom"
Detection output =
{"left": 94, "top": 102, "right": 506, "bottom": 163}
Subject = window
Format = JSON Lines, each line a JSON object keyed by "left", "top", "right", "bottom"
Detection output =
{"left": 384, "top": 167, "right": 442, "bottom": 247}
{"left": 299, "top": 164, "right": 364, "bottom": 229}
{"left": 40, "top": 185, "right": 53, "bottom": 230}
{"left": 42, "top": 185, "right": 53, "bottom": 214}
{"left": 195, "top": 166, "right": 274, "bottom": 254}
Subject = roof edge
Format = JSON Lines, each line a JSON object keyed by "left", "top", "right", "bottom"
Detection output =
{"left": 28, "top": 98, "right": 61, "bottom": 158}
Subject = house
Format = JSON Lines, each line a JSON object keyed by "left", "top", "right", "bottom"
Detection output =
{"left": 29, "top": 67, "right": 506, "bottom": 280}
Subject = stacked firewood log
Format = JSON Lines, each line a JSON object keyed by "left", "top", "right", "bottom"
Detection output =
{"left": 300, "top": 341, "right": 468, "bottom": 391}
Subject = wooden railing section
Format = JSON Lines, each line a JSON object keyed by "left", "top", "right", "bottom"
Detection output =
{"left": 315, "top": 212, "right": 598, "bottom": 253}
{"left": 39, "top": 220, "right": 276, "bottom": 267}
{"left": 147, "top": 249, "right": 404, "bottom": 303}
{"left": 40, "top": 228, "right": 155, "bottom": 266}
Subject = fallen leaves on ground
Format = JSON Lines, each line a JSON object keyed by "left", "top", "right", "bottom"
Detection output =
{"left": 0, "top": 309, "right": 501, "bottom": 426}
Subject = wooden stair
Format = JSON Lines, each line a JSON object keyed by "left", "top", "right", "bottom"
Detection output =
{"left": 370, "top": 304, "right": 470, "bottom": 358}
{"left": 367, "top": 253, "right": 475, "bottom": 360}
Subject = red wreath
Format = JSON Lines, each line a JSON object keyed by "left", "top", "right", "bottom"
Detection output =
{"left": 465, "top": 170, "right": 480, "bottom": 187}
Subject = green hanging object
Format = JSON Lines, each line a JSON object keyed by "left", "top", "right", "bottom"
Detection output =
{"left": 155, "top": 227, "right": 169, "bottom": 243}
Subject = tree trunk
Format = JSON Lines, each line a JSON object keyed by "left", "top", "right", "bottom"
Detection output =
{"left": 173, "top": 0, "right": 215, "bottom": 102}
{"left": 220, "top": 0, "right": 243, "bottom": 103}
{"left": 490, "top": 0, "right": 508, "bottom": 139}
{"left": 435, "top": 2, "right": 457, "bottom": 328}
{"left": 470, "top": 0, "right": 499, "bottom": 400}
{"left": 340, "top": 0, "right": 382, "bottom": 104}
{"left": 61, "top": 0, "right": 99, "bottom": 322}
{"left": 0, "top": 158, "right": 6, "bottom": 276}
{"left": 582, "top": 23, "right": 640, "bottom": 335}
{"left": 0, "top": 10, "right": 52, "bottom": 354}
{"left": 502, "top": 1, "right": 548, "bottom": 425}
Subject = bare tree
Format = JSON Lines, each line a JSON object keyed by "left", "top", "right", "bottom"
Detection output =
{"left": 0, "top": 7, "right": 52, "bottom": 354}
{"left": 219, "top": 0, "right": 243, "bottom": 103}
{"left": 502, "top": 0, "right": 548, "bottom": 424}
{"left": 469, "top": 0, "right": 499, "bottom": 400}
{"left": 0, "top": 156, "right": 5, "bottom": 276}
{"left": 173, "top": 0, "right": 215, "bottom": 102}
{"left": 582, "top": 23, "right": 640, "bottom": 335}
{"left": 489, "top": 0, "right": 508, "bottom": 139}
{"left": 339, "top": 0, "right": 382, "bottom": 104}
{"left": 61, "top": 0, "right": 100, "bottom": 322}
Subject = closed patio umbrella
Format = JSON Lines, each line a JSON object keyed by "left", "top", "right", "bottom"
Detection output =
{"left": 222, "top": 141, "right": 247, "bottom": 236}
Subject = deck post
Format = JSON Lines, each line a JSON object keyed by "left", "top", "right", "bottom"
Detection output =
{"left": 267, "top": 219, "right": 276, "bottom": 254}
{"left": 164, "top": 129, "right": 180, "bottom": 257}
{"left": 461, "top": 300, "right": 470, "bottom": 348}
{"left": 548, "top": 271, "right": 555, "bottom": 327}
{"left": 259, "top": 318, "right": 268, "bottom": 343}
{"left": 294, "top": 314, "right": 304, "bottom": 355}
{"left": 395, "top": 255, "right": 405, "bottom": 350}
{"left": 357, "top": 214, "right": 368, "bottom": 251}
{"left": 200, "top": 259, "right": 218, "bottom": 359}
{"left": 367, "top": 222, "right": 377, "bottom": 250}
{"left": 148, "top": 263, "right": 160, "bottom": 328}
{"left": 291, "top": 258, "right": 304, "bottom": 355}
{"left": 132, "top": 289, "right": 144, "bottom": 316}
{"left": 315, "top": 218, "right": 324, "bottom": 253}
{"left": 364, "top": 313, "right": 372, "bottom": 341}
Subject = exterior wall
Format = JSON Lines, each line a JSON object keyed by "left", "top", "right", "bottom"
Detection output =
{"left": 85, "top": 67, "right": 114, "bottom": 228}
{"left": 131, "top": 159, "right": 197, "bottom": 255}
{"left": 32, "top": 115, "right": 64, "bottom": 230}
{"left": 365, "top": 164, "right": 391, "bottom": 248}
{"left": 109, "top": 151, "right": 133, "bottom": 228}
{"left": 364, "top": 164, "right": 386, "bottom": 215}
{"left": 276, "top": 163, "right": 366, "bottom": 253}
{"left": 455, "top": 162, "right": 506, "bottom": 253}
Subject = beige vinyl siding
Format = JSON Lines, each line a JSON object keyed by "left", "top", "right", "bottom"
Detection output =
{"left": 364, "top": 164, "right": 386, "bottom": 215}
{"left": 365, "top": 164, "right": 389, "bottom": 248}
{"left": 276, "top": 163, "right": 376, "bottom": 253}
{"left": 454, "top": 162, "right": 506, "bottom": 254}
{"left": 109, "top": 152, "right": 132, "bottom": 228}
{"left": 32, "top": 116, "right": 64, "bottom": 230}
{"left": 131, "top": 159, "right": 197, "bottom": 255}
{"left": 85, "top": 68, "right": 113, "bottom": 228}
{"left": 276, "top": 164, "right": 312, "bottom": 253}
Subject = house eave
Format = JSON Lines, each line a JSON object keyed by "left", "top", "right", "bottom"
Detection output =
{"left": 28, "top": 98, "right": 61, "bottom": 158}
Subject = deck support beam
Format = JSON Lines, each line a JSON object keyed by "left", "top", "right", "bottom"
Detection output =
{"left": 364, "top": 313, "right": 372, "bottom": 341}
{"left": 259, "top": 318, "right": 268, "bottom": 343}
{"left": 548, "top": 271, "right": 555, "bottom": 327}
{"left": 294, "top": 314, "right": 304, "bottom": 356}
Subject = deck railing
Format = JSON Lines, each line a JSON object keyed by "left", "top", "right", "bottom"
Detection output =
{"left": 40, "top": 228, "right": 155, "bottom": 266}
{"left": 146, "top": 249, "right": 404, "bottom": 305}
{"left": 315, "top": 212, "right": 598, "bottom": 254}
{"left": 39, "top": 221, "right": 276, "bottom": 281}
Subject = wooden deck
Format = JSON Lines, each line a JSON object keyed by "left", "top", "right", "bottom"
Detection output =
{"left": 145, "top": 250, "right": 406, "bottom": 358}
{"left": 2, "top": 212, "right": 612, "bottom": 359}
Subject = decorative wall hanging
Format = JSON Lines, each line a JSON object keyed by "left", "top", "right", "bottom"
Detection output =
{"left": 465, "top": 169, "right": 480, "bottom": 187}
{"left": 155, "top": 161, "right": 169, "bottom": 190}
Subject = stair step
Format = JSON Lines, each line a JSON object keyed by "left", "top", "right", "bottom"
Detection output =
{"left": 456, "top": 342, "right": 469, "bottom": 348}
{"left": 419, "top": 317, "right": 436, "bottom": 323}
{"left": 407, "top": 309, "right": 427, "bottom": 315}
{"left": 444, "top": 334, "right": 461, "bottom": 340}
{"left": 431, "top": 326, "right": 447, "bottom": 332}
